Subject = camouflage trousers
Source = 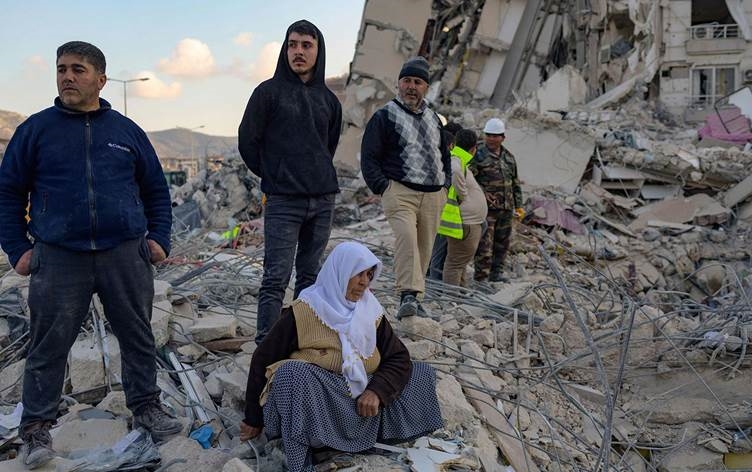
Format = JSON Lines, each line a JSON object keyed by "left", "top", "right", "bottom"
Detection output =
{"left": 474, "top": 209, "right": 514, "bottom": 281}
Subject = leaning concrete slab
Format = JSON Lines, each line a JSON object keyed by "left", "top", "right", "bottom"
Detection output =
{"left": 505, "top": 118, "right": 594, "bottom": 193}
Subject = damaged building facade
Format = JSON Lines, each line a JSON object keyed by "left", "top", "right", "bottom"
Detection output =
{"left": 336, "top": 0, "right": 752, "bottom": 164}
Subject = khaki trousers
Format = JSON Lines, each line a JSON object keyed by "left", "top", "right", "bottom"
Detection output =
{"left": 443, "top": 223, "right": 483, "bottom": 287}
{"left": 382, "top": 180, "right": 446, "bottom": 295}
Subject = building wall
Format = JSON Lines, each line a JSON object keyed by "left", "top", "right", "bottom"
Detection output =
{"left": 659, "top": 0, "right": 752, "bottom": 121}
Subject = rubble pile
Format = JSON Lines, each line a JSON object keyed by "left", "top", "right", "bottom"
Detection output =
{"left": 3, "top": 196, "right": 752, "bottom": 471}
{"left": 171, "top": 154, "right": 262, "bottom": 230}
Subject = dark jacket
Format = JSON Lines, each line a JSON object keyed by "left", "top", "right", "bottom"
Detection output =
{"left": 0, "top": 98, "right": 172, "bottom": 267}
{"left": 360, "top": 98, "right": 451, "bottom": 195}
{"left": 244, "top": 306, "right": 411, "bottom": 427}
{"left": 238, "top": 21, "right": 342, "bottom": 196}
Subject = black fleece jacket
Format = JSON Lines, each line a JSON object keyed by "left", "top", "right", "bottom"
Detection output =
{"left": 238, "top": 21, "right": 342, "bottom": 196}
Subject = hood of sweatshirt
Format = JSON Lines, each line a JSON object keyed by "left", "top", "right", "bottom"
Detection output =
{"left": 273, "top": 19, "right": 327, "bottom": 86}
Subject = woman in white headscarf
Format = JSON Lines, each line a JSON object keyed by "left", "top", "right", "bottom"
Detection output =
{"left": 240, "top": 241, "right": 443, "bottom": 472}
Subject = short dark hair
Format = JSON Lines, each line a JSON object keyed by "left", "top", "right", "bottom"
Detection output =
{"left": 443, "top": 122, "right": 463, "bottom": 136}
{"left": 57, "top": 41, "right": 106, "bottom": 73}
{"left": 288, "top": 20, "right": 318, "bottom": 42}
{"left": 454, "top": 129, "right": 477, "bottom": 151}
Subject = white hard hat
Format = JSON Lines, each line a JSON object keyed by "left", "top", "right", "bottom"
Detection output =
{"left": 483, "top": 118, "right": 506, "bottom": 135}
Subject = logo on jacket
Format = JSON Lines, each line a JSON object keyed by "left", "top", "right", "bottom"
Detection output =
{"left": 108, "top": 143, "right": 132, "bottom": 153}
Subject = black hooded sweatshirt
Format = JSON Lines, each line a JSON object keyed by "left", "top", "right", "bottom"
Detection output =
{"left": 238, "top": 21, "right": 342, "bottom": 196}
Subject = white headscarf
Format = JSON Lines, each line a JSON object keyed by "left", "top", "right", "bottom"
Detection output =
{"left": 298, "top": 241, "right": 384, "bottom": 397}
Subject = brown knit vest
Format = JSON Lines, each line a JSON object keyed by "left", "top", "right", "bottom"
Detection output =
{"left": 259, "top": 300, "right": 382, "bottom": 404}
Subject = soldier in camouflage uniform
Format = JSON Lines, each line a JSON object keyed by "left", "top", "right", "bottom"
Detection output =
{"left": 470, "top": 118, "right": 524, "bottom": 282}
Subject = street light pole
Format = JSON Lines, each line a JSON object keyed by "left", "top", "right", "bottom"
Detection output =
{"left": 108, "top": 77, "right": 149, "bottom": 117}
{"left": 176, "top": 125, "right": 206, "bottom": 176}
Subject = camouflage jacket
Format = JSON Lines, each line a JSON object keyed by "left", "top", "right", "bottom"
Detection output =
{"left": 470, "top": 143, "right": 522, "bottom": 211}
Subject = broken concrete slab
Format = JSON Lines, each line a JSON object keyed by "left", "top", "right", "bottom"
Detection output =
{"left": 404, "top": 339, "right": 439, "bottom": 360}
{"left": 504, "top": 117, "right": 595, "bottom": 193}
{"left": 630, "top": 194, "right": 731, "bottom": 231}
{"left": 153, "top": 279, "right": 172, "bottom": 302}
{"left": 222, "top": 458, "right": 255, "bottom": 472}
{"left": 656, "top": 443, "right": 724, "bottom": 471}
{"left": 95, "top": 391, "right": 130, "bottom": 418}
{"left": 0, "top": 457, "right": 78, "bottom": 471}
{"left": 159, "top": 435, "right": 231, "bottom": 472}
{"left": 525, "top": 65, "right": 587, "bottom": 115}
{"left": 458, "top": 371, "right": 542, "bottom": 472}
{"left": 51, "top": 418, "right": 129, "bottom": 454}
{"left": 398, "top": 316, "right": 443, "bottom": 343}
{"left": 170, "top": 300, "right": 197, "bottom": 345}
{"left": 435, "top": 373, "right": 476, "bottom": 432}
{"left": 69, "top": 336, "right": 122, "bottom": 393}
{"left": 216, "top": 369, "right": 248, "bottom": 411}
{"left": 189, "top": 314, "right": 238, "bottom": 343}
{"left": 151, "top": 300, "right": 173, "bottom": 349}
{"left": 725, "top": 173, "right": 752, "bottom": 208}
{"left": 0, "top": 359, "right": 24, "bottom": 403}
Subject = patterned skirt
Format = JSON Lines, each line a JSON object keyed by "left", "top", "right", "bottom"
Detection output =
{"left": 263, "top": 361, "right": 444, "bottom": 472}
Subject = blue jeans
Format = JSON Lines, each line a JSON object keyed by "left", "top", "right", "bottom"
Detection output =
{"left": 21, "top": 238, "right": 160, "bottom": 429}
{"left": 257, "top": 194, "right": 335, "bottom": 343}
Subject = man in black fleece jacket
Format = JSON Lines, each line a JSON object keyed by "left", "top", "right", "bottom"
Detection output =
{"left": 238, "top": 20, "right": 342, "bottom": 343}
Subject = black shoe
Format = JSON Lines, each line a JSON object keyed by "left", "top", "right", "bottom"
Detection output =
{"left": 489, "top": 271, "right": 508, "bottom": 283}
{"left": 396, "top": 295, "right": 419, "bottom": 320}
{"left": 133, "top": 403, "right": 182, "bottom": 441}
{"left": 20, "top": 421, "right": 55, "bottom": 470}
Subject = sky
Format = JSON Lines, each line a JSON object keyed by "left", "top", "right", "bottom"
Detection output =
{"left": 0, "top": 1, "right": 365, "bottom": 136}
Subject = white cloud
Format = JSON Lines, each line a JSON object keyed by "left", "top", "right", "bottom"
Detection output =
{"left": 158, "top": 38, "right": 215, "bottom": 78}
{"left": 226, "top": 41, "right": 281, "bottom": 82}
{"left": 233, "top": 32, "right": 253, "bottom": 47}
{"left": 24, "top": 55, "right": 49, "bottom": 77}
{"left": 127, "top": 71, "right": 182, "bottom": 99}
{"left": 249, "top": 41, "right": 281, "bottom": 82}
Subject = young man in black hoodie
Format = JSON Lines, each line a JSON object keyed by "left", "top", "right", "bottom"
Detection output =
{"left": 238, "top": 20, "right": 342, "bottom": 343}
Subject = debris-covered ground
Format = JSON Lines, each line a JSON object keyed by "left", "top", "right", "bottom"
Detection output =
{"left": 4, "top": 0, "right": 752, "bottom": 469}
{"left": 5, "top": 92, "right": 752, "bottom": 470}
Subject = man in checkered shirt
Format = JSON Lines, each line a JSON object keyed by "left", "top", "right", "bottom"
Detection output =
{"left": 360, "top": 57, "right": 451, "bottom": 320}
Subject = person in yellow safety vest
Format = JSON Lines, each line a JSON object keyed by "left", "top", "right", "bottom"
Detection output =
{"left": 438, "top": 129, "right": 488, "bottom": 287}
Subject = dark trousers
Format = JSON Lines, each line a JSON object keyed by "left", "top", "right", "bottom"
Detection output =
{"left": 21, "top": 238, "right": 160, "bottom": 429}
{"left": 474, "top": 209, "right": 514, "bottom": 280}
{"left": 426, "top": 234, "right": 447, "bottom": 281}
{"left": 256, "top": 194, "right": 335, "bottom": 343}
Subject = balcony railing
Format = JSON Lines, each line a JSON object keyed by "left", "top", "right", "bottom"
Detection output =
{"left": 689, "top": 23, "right": 740, "bottom": 40}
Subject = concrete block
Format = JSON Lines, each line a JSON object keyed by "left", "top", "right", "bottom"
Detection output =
{"left": 403, "top": 340, "right": 438, "bottom": 360}
{"left": 159, "top": 436, "right": 231, "bottom": 472}
{"left": 215, "top": 369, "right": 247, "bottom": 407}
{"left": 398, "top": 316, "right": 443, "bottom": 342}
{"left": 0, "top": 359, "right": 24, "bottom": 403}
{"left": 0, "top": 457, "right": 77, "bottom": 471}
{"left": 51, "top": 418, "right": 129, "bottom": 454}
{"left": 151, "top": 300, "right": 173, "bottom": 348}
{"left": 95, "top": 390, "right": 130, "bottom": 418}
{"left": 435, "top": 373, "right": 476, "bottom": 432}
{"left": 171, "top": 301, "right": 197, "bottom": 344}
{"left": 189, "top": 314, "right": 238, "bottom": 343}
{"left": 69, "top": 336, "right": 121, "bottom": 393}
{"left": 153, "top": 279, "right": 172, "bottom": 302}
{"left": 222, "top": 458, "right": 255, "bottom": 472}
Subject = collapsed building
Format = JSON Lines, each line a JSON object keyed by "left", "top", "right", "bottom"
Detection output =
{"left": 5, "top": 1, "right": 752, "bottom": 471}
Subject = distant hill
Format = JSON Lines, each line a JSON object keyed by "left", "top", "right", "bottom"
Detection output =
{"left": 148, "top": 128, "right": 238, "bottom": 160}
{"left": 0, "top": 109, "right": 238, "bottom": 160}
{"left": 0, "top": 110, "right": 26, "bottom": 142}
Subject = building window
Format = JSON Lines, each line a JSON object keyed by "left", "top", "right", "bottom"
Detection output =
{"left": 691, "top": 66, "right": 737, "bottom": 106}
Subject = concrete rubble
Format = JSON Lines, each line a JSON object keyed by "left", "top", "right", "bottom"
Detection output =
{"left": 3, "top": 1, "right": 752, "bottom": 471}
